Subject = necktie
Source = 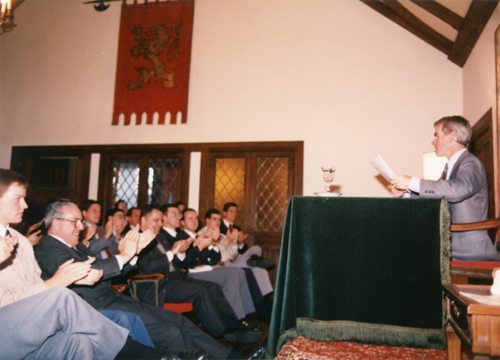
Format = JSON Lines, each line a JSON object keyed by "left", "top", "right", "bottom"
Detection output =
{"left": 440, "top": 164, "right": 448, "bottom": 180}
{"left": 5, "top": 229, "right": 11, "bottom": 238}
{"left": 72, "top": 246, "right": 89, "bottom": 261}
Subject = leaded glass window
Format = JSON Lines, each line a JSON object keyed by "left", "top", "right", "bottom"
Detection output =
{"left": 148, "top": 158, "right": 180, "bottom": 205}
{"left": 214, "top": 158, "right": 246, "bottom": 225}
{"left": 111, "top": 160, "right": 140, "bottom": 208}
{"left": 255, "top": 157, "right": 288, "bottom": 232}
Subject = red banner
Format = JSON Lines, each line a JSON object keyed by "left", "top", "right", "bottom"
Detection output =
{"left": 112, "top": 0, "right": 194, "bottom": 125}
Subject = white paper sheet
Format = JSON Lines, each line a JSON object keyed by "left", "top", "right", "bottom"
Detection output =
{"left": 371, "top": 155, "right": 397, "bottom": 181}
{"left": 459, "top": 291, "right": 500, "bottom": 306}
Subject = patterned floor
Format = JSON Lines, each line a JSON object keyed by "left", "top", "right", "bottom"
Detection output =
{"left": 276, "top": 336, "right": 472, "bottom": 360}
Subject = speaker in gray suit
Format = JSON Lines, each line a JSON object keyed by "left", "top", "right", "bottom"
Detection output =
{"left": 391, "top": 115, "right": 498, "bottom": 261}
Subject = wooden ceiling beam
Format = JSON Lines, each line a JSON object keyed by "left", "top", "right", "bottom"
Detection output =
{"left": 360, "top": 0, "right": 453, "bottom": 55}
{"left": 410, "top": 0, "right": 464, "bottom": 31}
{"left": 448, "top": 0, "right": 498, "bottom": 67}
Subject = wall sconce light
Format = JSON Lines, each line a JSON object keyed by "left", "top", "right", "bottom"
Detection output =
{"left": 422, "top": 151, "right": 447, "bottom": 180}
{"left": 0, "top": 0, "right": 24, "bottom": 34}
{"left": 0, "top": 0, "right": 14, "bottom": 33}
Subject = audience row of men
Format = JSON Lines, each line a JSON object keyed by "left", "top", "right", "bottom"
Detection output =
{"left": 0, "top": 169, "right": 268, "bottom": 359}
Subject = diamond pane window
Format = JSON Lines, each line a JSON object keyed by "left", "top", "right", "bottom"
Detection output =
{"left": 214, "top": 158, "right": 246, "bottom": 225}
{"left": 255, "top": 157, "right": 288, "bottom": 232}
{"left": 112, "top": 160, "right": 140, "bottom": 208}
{"left": 148, "top": 158, "right": 180, "bottom": 205}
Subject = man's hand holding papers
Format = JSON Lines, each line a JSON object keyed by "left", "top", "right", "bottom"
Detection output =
{"left": 371, "top": 155, "right": 409, "bottom": 197}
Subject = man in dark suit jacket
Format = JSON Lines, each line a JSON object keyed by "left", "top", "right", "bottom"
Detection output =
{"left": 137, "top": 205, "right": 260, "bottom": 344}
{"left": 34, "top": 199, "right": 228, "bottom": 359}
{"left": 0, "top": 169, "right": 186, "bottom": 360}
{"left": 391, "top": 115, "right": 498, "bottom": 261}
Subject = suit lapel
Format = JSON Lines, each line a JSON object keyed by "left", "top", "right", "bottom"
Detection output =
{"left": 74, "top": 243, "right": 92, "bottom": 261}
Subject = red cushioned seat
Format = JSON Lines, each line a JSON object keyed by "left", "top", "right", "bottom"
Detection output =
{"left": 163, "top": 302, "right": 193, "bottom": 313}
{"left": 451, "top": 260, "right": 500, "bottom": 282}
{"left": 451, "top": 260, "right": 500, "bottom": 270}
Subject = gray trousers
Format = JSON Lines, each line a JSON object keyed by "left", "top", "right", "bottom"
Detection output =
{"left": 0, "top": 287, "right": 128, "bottom": 360}
{"left": 189, "top": 267, "right": 255, "bottom": 319}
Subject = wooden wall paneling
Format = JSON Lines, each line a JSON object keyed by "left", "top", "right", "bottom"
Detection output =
{"left": 496, "top": 24, "right": 500, "bottom": 222}
{"left": 471, "top": 109, "right": 494, "bottom": 219}
{"left": 10, "top": 146, "right": 92, "bottom": 230}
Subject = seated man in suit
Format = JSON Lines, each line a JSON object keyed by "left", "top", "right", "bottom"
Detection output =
{"left": 36, "top": 199, "right": 265, "bottom": 360}
{"left": 35, "top": 199, "right": 231, "bottom": 359}
{"left": 199, "top": 209, "right": 273, "bottom": 298}
{"left": 80, "top": 199, "right": 109, "bottom": 255}
{"left": 161, "top": 204, "right": 256, "bottom": 321}
{"left": 0, "top": 168, "right": 178, "bottom": 359}
{"left": 123, "top": 206, "right": 141, "bottom": 235}
{"left": 91, "top": 207, "right": 129, "bottom": 258}
{"left": 391, "top": 115, "right": 498, "bottom": 261}
{"left": 137, "top": 205, "right": 261, "bottom": 344}
{"left": 220, "top": 202, "right": 274, "bottom": 270}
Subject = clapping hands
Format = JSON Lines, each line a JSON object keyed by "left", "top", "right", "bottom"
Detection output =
{"left": 118, "top": 227, "right": 140, "bottom": 263}
{"left": 237, "top": 230, "right": 248, "bottom": 244}
{"left": 46, "top": 257, "right": 97, "bottom": 288}
{"left": 195, "top": 233, "right": 212, "bottom": 250}
{"left": 172, "top": 238, "right": 192, "bottom": 255}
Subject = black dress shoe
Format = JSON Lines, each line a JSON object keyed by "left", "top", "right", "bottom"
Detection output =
{"left": 240, "top": 320, "right": 261, "bottom": 332}
{"left": 160, "top": 349, "right": 208, "bottom": 360}
{"left": 242, "top": 345, "right": 265, "bottom": 360}
{"left": 246, "top": 255, "right": 275, "bottom": 270}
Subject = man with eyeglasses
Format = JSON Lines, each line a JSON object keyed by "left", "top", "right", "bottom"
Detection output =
{"left": 0, "top": 168, "right": 178, "bottom": 359}
{"left": 35, "top": 199, "right": 253, "bottom": 359}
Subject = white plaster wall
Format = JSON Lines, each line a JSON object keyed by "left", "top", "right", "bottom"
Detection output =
{"left": 0, "top": 0, "right": 462, "bottom": 197}
{"left": 463, "top": 5, "right": 499, "bottom": 124}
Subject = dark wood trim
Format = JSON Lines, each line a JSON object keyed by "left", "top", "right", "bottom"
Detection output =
{"left": 448, "top": 0, "right": 499, "bottom": 67}
{"left": 97, "top": 152, "right": 111, "bottom": 212}
{"left": 496, "top": 25, "right": 500, "bottom": 220}
{"left": 360, "top": 0, "right": 453, "bottom": 55}
{"left": 470, "top": 108, "right": 496, "bottom": 220}
{"left": 361, "top": 0, "right": 498, "bottom": 67}
{"left": 12, "top": 141, "right": 303, "bottom": 154}
{"left": 410, "top": 0, "right": 464, "bottom": 30}
{"left": 198, "top": 149, "right": 211, "bottom": 215}
{"left": 180, "top": 151, "right": 191, "bottom": 206}
{"left": 472, "top": 108, "right": 493, "bottom": 141}
{"left": 12, "top": 140, "right": 304, "bottom": 213}
{"left": 10, "top": 147, "right": 92, "bottom": 225}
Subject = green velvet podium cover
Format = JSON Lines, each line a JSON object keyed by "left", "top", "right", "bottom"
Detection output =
{"left": 267, "top": 197, "right": 450, "bottom": 356}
